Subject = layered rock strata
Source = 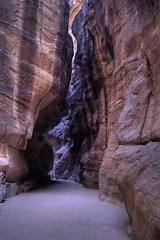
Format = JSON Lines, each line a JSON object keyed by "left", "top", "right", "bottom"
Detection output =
{"left": 0, "top": 0, "right": 72, "bottom": 182}
{"left": 0, "top": 0, "right": 160, "bottom": 239}
{"left": 98, "top": 1, "right": 160, "bottom": 239}
{"left": 49, "top": 0, "right": 160, "bottom": 239}
{"left": 47, "top": 0, "right": 112, "bottom": 188}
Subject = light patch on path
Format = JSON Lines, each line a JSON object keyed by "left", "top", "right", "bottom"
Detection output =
{"left": 0, "top": 180, "right": 132, "bottom": 240}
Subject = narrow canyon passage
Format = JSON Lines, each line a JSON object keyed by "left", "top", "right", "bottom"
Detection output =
{"left": 0, "top": 180, "right": 132, "bottom": 240}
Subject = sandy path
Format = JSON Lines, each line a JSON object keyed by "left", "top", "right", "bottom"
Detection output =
{"left": 0, "top": 180, "right": 132, "bottom": 240}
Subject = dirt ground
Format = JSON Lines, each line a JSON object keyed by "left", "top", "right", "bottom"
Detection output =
{"left": 0, "top": 180, "right": 132, "bottom": 240}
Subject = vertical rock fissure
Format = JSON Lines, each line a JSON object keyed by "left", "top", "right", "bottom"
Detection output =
{"left": 140, "top": 90, "right": 152, "bottom": 144}
{"left": 103, "top": 86, "right": 109, "bottom": 149}
{"left": 0, "top": 2, "right": 160, "bottom": 239}
{"left": 140, "top": 54, "right": 154, "bottom": 143}
{"left": 50, "top": 0, "right": 114, "bottom": 188}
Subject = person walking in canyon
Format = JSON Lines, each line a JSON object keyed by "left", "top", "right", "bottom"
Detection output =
{"left": 0, "top": 171, "right": 6, "bottom": 203}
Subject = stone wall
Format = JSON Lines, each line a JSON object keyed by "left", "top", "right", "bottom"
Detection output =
{"left": 98, "top": 1, "right": 160, "bottom": 239}
{"left": 85, "top": 0, "right": 160, "bottom": 239}
{"left": 0, "top": 0, "right": 72, "bottom": 182}
{"left": 0, "top": 0, "right": 160, "bottom": 239}
{"left": 48, "top": 0, "right": 111, "bottom": 188}
{"left": 50, "top": 0, "right": 160, "bottom": 239}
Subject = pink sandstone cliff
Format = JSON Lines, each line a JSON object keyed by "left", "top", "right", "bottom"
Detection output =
{"left": 0, "top": 1, "right": 160, "bottom": 239}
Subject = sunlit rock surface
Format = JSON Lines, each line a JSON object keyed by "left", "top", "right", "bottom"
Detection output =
{"left": 0, "top": 0, "right": 72, "bottom": 182}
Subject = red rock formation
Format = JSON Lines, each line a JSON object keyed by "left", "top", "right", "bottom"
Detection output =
{"left": 0, "top": 0, "right": 72, "bottom": 182}
{"left": 84, "top": 0, "right": 160, "bottom": 239}
{"left": 49, "top": 0, "right": 111, "bottom": 188}
{"left": 0, "top": 0, "right": 160, "bottom": 239}
{"left": 51, "top": 0, "right": 160, "bottom": 239}
{"left": 97, "top": 1, "right": 160, "bottom": 239}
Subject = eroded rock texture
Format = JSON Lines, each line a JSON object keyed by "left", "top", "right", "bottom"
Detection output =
{"left": 98, "top": 1, "right": 160, "bottom": 239}
{"left": 49, "top": 0, "right": 160, "bottom": 239}
{"left": 0, "top": 0, "right": 160, "bottom": 239}
{"left": 115, "top": 143, "right": 160, "bottom": 240}
{"left": 47, "top": 0, "right": 111, "bottom": 188}
{"left": 0, "top": 0, "right": 72, "bottom": 182}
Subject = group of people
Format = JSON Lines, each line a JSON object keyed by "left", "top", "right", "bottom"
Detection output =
{"left": 0, "top": 170, "right": 6, "bottom": 203}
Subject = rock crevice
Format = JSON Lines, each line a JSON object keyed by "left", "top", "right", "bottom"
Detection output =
{"left": 0, "top": 1, "right": 160, "bottom": 240}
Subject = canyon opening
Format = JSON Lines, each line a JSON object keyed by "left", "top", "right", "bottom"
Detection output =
{"left": 0, "top": 1, "right": 160, "bottom": 240}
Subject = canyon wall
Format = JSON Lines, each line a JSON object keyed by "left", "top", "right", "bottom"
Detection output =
{"left": 98, "top": 1, "right": 160, "bottom": 239}
{"left": 47, "top": 0, "right": 111, "bottom": 188}
{"left": 0, "top": 0, "right": 72, "bottom": 182}
{"left": 49, "top": 0, "right": 160, "bottom": 239}
{"left": 0, "top": 0, "right": 160, "bottom": 239}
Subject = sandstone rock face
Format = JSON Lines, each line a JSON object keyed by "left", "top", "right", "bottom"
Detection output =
{"left": 115, "top": 143, "right": 160, "bottom": 240}
{"left": 96, "top": 1, "right": 160, "bottom": 239}
{"left": 0, "top": 0, "right": 160, "bottom": 239}
{"left": 0, "top": 0, "right": 72, "bottom": 182}
{"left": 48, "top": 0, "right": 112, "bottom": 188}
{"left": 50, "top": 0, "right": 160, "bottom": 239}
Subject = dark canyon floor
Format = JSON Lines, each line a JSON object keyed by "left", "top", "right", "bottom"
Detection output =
{"left": 0, "top": 180, "right": 133, "bottom": 240}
